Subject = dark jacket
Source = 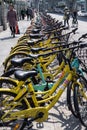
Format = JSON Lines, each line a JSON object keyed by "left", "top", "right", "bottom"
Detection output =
{"left": 7, "top": 9, "right": 17, "bottom": 27}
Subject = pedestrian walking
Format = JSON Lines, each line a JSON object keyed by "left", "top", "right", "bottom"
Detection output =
{"left": 72, "top": 9, "right": 78, "bottom": 27}
{"left": 63, "top": 6, "right": 70, "bottom": 28}
{"left": 21, "top": 8, "right": 26, "bottom": 20}
{"left": 26, "top": 7, "right": 31, "bottom": 20}
{"left": 26, "top": 7, "right": 34, "bottom": 20}
{"left": 7, "top": 4, "right": 17, "bottom": 37}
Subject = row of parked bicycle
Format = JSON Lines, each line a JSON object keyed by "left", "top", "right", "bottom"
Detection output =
{"left": 0, "top": 12, "right": 87, "bottom": 129}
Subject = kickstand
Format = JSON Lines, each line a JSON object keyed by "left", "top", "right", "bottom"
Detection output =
{"left": 27, "top": 121, "right": 33, "bottom": 129}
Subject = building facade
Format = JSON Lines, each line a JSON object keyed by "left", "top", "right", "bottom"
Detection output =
{"left": 77, "top": 0, "right": 87, "bottom": 12}
{"left": 0, "top": 0, "right": 87, "bottom": 31}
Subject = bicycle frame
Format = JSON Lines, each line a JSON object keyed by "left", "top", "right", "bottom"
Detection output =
{"left": 0, "top": 61, "right": 84, "bottom": 123}
{"left": 1, "top": 40, "right": 87, "bottom": 124}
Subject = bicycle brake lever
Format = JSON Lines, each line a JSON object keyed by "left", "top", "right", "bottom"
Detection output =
{"left": 78, "top": 33, "right": 87, "bottom": 40}
{"left": 72, "top": 27, "right": 78, "bottom": 34}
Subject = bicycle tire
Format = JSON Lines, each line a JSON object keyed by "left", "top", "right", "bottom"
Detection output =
{"left": 74, "top": 82, "right": 87, "bottom": 127}
{"left": 18, "top": 35, "right": 29, "bottom": 42}
{"left": 3, "top": 52, "right": 28, "bottom": 71}
{"left": 0, "top": 77, "right": 18, "bottom": 89}
{"left": 10, "top": 43, "right": 28, "bottom": 52}
{"left": 67, "top": 82, "right": 78, "bottom": 118}
{"left": 10, "top": 48, "right": 30, "bottom": 54}
{"left": 0, "top": 90, "right": 28, "bottom": 128}
{"left": 10, "top": 46, "right": 30, "bottom": 54}
{"left": 4, "top": 64, "right": 18, "bottom": 73}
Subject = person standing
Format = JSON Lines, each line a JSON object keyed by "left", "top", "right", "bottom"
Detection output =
{"left": 7, "top": 4, "right": 17, "bottom": 37}
{"left": 72, "top": 9, "right": 78, "bottom": 27}
{"left": 21, "top": 8, "right": 26, "bottom": 20}
{"left": 63, "top": 7, "right": 70, "bottom": 28}
{"left": 26, "top": 7, "right": 34, "bottom": 20}
{"left": 26, "top": 7, "right": 30, "bottom": 20}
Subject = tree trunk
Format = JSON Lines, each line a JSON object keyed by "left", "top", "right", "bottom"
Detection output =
{"left": 1, "top": 0, "right": 7, "bottom": 30}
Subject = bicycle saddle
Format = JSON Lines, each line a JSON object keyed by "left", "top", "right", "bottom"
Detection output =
{"left": 31, "top": 28, "right": 41, "bottom": 34}
{"left": 29, "top": 33, "right": 43, "bottom": 39}
{"left": 31, "top": 47, "right": 45, "bottom": 53}
{"left": 11, "top": 57, "right": 33, "bottom": 67}
{"left": 27, "top": 38, "right": 43, "bottom": 45}
{"left": 14, "top": 70, "right": 37, "bottom": 81}
{"left": 28, "top": 53, "right": 40, "bottom": 59}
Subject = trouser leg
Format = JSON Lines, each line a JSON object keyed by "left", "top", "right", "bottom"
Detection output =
{"left": 10, "top": 26, "right": 13, "bottom": 34}
{"left": 67, "top": 19, "right": 69, "bottom": 27}
{"left": 64, "top": 19, "right": 66, "bottom": 26}
{"left": 10, "top": 26, "right": 15, "bottom": 33}
{"left": 13, "top": 26, "right": 15, "bottom": 34}
{"left": 10, "top": 26, "right": 15, "bottom": 37}
{"left": 27, "top": 15, "right": 29, "bottom": 20}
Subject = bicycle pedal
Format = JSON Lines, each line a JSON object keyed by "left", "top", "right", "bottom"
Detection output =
{"left": 27, "top": 122, "right": 33, "bottom": 129}
{"left": 13, "top": 123, "right": 20, "bottom": 130}
{"left": 36, "top": 122, "right": 44, "bottom": 128}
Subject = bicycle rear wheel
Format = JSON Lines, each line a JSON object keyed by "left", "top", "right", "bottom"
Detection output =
{"left": 74, "top": 80, "right": 87, "bottom": 127}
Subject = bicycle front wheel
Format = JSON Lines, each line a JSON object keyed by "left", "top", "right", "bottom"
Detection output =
{"left": 0, "top": 77, "right": 18, "bottom": 89}
{"left": 67, "top": 82, "right": 78, "bottom": 118}
{"left": 0, "top": 89, "right": 28, "bottom": 129}
{"left": 74, "top": 82, "right": 87, "bottom": 127}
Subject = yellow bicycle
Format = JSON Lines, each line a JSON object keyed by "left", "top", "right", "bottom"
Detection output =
{"left": 0, "top": 42, "right": 87, "bottom": 129}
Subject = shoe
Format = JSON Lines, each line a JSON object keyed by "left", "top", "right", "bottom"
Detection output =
{"left": 13, "top": 33, "right": 15, "bottom": 38}
{"left": 11, "top": 31, "right": 13, "bottom": 35}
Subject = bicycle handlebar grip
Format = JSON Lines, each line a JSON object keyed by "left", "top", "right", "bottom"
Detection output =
{"left": 78, "top": 33, "right": 87, "bottom": 40}
{"left": 72, "top": 27, "right": 78, "bottom": 34}
{"left": 80, "top": 43, "right": 87, "bottom": 48}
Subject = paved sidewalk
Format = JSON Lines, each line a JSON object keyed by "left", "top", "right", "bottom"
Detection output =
{"left": 0, "top": 19, "right": 31, "bottom": 74}
{"left": 0, "top": 15, "right": 86, "bottom": 130}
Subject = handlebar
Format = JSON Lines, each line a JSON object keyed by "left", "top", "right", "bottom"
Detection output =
{"left": 78, "top": 33, "right": 87, "bottom": 40}
{"left": 30, "top": 40, "right": 82, "bottom": 53}
{"left": 28, "top": 41, "right": 87, "bottom": 71}
{"left": 43, "top": 26, "right": 67, "bottom": 35}
{"left": 39, "top": 42, "right": 87, "bottom": 57}
{"left": 29, "top": 41, "right": 87, "bottom": 59}
{"left": 72, "top": 28, "right": 78, "bottom": 34}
